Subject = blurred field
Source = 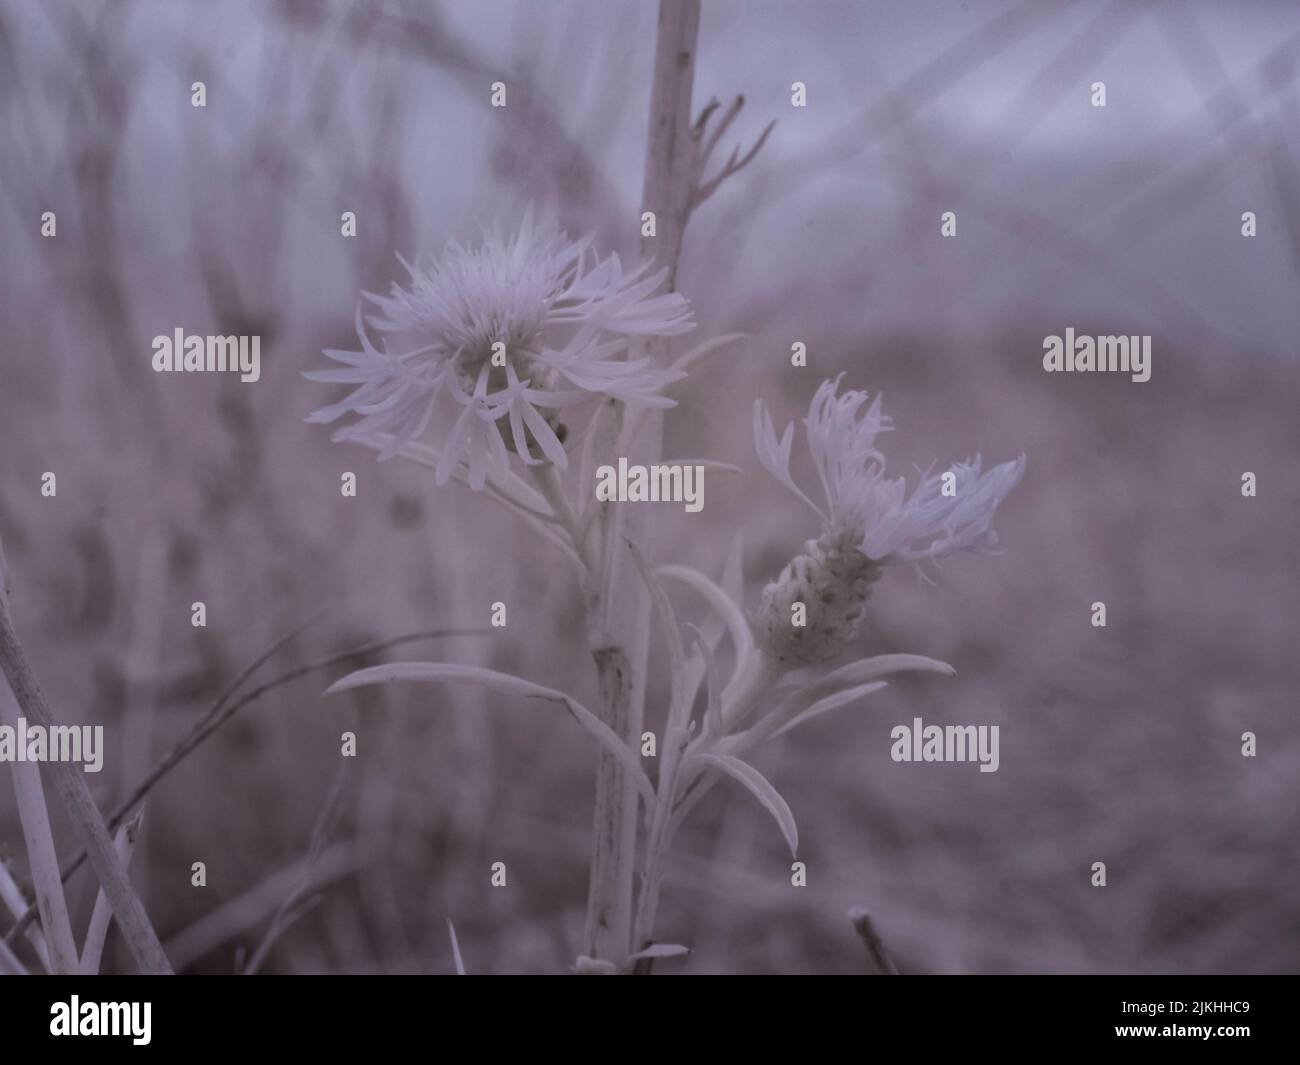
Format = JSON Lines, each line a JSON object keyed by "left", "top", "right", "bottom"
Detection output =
{"left": 1, "top": 0, "right": 1298, "bottom": 974}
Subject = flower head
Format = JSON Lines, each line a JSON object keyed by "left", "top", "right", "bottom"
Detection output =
{"left": 754, "top": 375, "right": 1025, "bottom": 566}
{"left": 752, "top": 376, "right": 1025, "bottom": 668}
{"left": 307, "top": 208, "right": 694, "bottom": 489}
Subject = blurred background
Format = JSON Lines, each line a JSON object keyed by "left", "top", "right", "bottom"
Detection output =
{"left": 1, "top": 0, "right": 1298, "bottom": 974}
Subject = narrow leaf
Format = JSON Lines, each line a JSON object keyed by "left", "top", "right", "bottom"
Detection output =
{"left": 658, "top": 459, "right": 741, "bottom": 478}
{"left": 799, "top": 653, "right": 953, "bottom": 709}
{"left": 770, "top": 680, "right": 889, "bottom": 740}
{"left": 626, "top": 542, "right": 688, "bottom": 729}
{"left": 687, "top": 625, "right": 723, "bottom": 737}
{"left": 696, "top": 752, "right": 798, "bottom": 857}
{"left": 667, "top": 333, "right": 746, "bottom": 377}
{"left": 347, "top": 435, "right": 583, "bottom": 569}
{"left": 658, "top": 564, "right": 754, "bottom": 665}
{"left": 627, "top": 942, "right": 692, "bottom": 961}
{"left": 325, "top": 662, "right": 654, "bottom": 804}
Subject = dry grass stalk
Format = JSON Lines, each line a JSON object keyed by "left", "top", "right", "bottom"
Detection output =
{"left": 581, "top": 0, "right": 702, "bottom": 967}
{"left": 79, "top": 810, "right": 144, "bottom": 975}
{"left": 0, "top": 534, "right": 173, "bottom": 974}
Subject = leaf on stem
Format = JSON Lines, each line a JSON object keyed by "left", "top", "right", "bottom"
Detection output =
{"left": 626, "top": 541, "right": 689, "bottom": 730}
{"left": 659, "top": 459, "right": 741, "bottom": 478}
{"left": 770, "top": 680, "right": 890, "bottom": 740}
{"left": 666, "top": 332, "right": 746, "bottom": 378}
{"left": 347, "top": 434, "right": 583, "bottom": 568}
{"left": 324, "top": 662, "right": 654, "bottom": 805}
{"left": 695, "top": 752, "right": 798, "bottom": 858}
{"left": 658, "top": 564, "right": 754, "bottom": 667}
{"left": 798, "top": 653, "right": 954, "bottom": 710}
{"left": 627, "top": 942, "right": 691, "bottom": 962}
{"left": 687, "top": 624, "right": 723, "bottom": 737}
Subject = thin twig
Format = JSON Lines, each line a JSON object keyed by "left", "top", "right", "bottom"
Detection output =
{"left": 693, "top": 117, "right": 774, "bottom": 208}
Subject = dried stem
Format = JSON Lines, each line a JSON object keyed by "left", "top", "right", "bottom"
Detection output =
{"left": 580, "top": 0, "right": 701, "bottom": 968}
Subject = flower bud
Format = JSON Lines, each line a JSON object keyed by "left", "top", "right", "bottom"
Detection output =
{"left": 755, "top": 531, "right": 882, "bottom": 669}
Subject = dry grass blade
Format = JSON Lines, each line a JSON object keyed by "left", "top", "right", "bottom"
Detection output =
{"left": 0, "top": 688, "right": 78, "bottom": 974}
{"left": 0, "top": 535, "right": 172, "bottom": 974}
{"left": 326, "top": 661, "right": 655, "bottom": 805}
{"left": 243, "top": 767, "right": 347, "bottom": 975}
{"left": 0, "top": 934, "right": 27, "bottom": 975}
{"left": 79, "top": 810, "right": 144, "bottom": 975}
{"left": 164, "top": 842, "right": 360, "bottom": 971}
{"left": 0, "top": 857, "right": 50, "bottom": 972}
{"left": 3, "top": 626, "right": 486, "bottom": 951}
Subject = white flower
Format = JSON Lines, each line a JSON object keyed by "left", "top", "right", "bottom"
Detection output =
{"left": 754, "top": 375, "right": 1025, "bottom": 566}
{"left": 307, "top": 208, "right": 694, "bottom": 489}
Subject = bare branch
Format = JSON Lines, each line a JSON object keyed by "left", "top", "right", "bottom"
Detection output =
{"left": 693, "top": 117, "right": 776, "bottom": 209}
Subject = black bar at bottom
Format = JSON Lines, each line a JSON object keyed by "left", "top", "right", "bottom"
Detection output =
{"left": 0, "top": 975, "right": 1289, "bottom": 1052}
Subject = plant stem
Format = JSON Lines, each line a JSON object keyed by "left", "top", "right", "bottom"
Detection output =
{"left": 581, "top": 0, "right": 701, "bottom": 967}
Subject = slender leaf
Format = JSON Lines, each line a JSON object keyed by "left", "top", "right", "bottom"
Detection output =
{"left": 771, "top": 680, "right": 890, "bottom": 740}
{"left": 325, "top": 662, "right": 654, "bottom": 804}
{"left": 347, "top": 435, "right": 583, "bottom": 569}
{"left": 798, "top": 653, "right": 953, "bottom": 709}
{"left": 626, "top": 542, "right": 688, "bottom": 730}
{"left": 666, "top": 332, "right": 746, "bottom": 377}
{"left": 659, "top": 458, "right": 741, "bottom": 478}
{"left": 695, "top": 752, "right": 798, "bottom": 857}
{"left": 687, "top": 625, "right": 723, "bottom": 736}
{"left": 658, "top": 564, "right": 754, "bottom": 665}
{"left": 627, "top": 942, "right": 691, "bottom": 961}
